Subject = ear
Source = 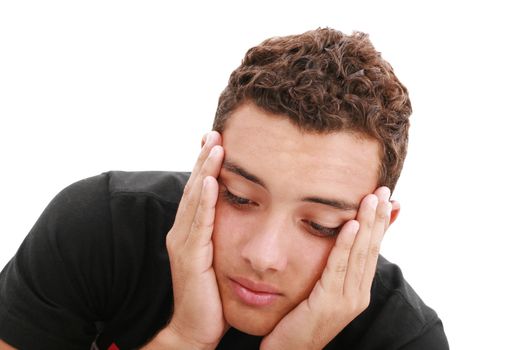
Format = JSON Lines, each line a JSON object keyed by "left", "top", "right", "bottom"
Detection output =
{"left": 388, "top": 200, "right": 401, "bottom": 229}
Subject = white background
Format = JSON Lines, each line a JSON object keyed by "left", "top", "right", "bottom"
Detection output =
{"left": 1, "top": 1, "right": 524, "bottom": 348}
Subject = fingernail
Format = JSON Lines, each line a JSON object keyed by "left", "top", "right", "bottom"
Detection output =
{"left": 209, "top": 145, "right": 220, "bottom": 158}
{"left": 370, "top": 195, "right": 378, "bottom": 209}
{"left": 206, "top": 132, "right": 213, "bottom": 144}
{"left": 203, "top": 176, "right": 211, "bottom": 189}
{"left": 350, "top": 220, "right": 360, "bottom": 234}
{"left": 377, "top": 186, "right": 390, "bottom": 200}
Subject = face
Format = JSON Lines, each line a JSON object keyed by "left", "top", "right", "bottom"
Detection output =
{"left": 212, "top": 102, "right": 381, "bottom": 335}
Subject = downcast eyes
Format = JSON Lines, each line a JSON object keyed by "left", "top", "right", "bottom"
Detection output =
{"left": 220, "top": 188, "right": 342, "bottom": 237}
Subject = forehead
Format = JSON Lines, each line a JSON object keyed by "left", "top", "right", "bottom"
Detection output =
{"left": 221, "top": 102, "right": 381, "bottom": 199}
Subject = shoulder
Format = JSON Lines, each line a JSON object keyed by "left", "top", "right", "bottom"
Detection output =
{"left": 327, "top": 256, "right": 449, "bottom": 349}
{"left": 39, "top": 171, "right": 191, "bottom": 237}
{"left": 373, "top": 255, "right": 448, "bottom": 348}
{"left": 12, "top": 170, "right": 192, "bottom": 275}
{"left": 43, "top": 170, "right": 192, "bottom": 267}
{"left": 105, "top": 170, "right": 190, "bottom": 204}
{"left": 374, "top": 255, "right": 438, "bottom": 326}
{"left": 56, "top": 170, "right": 190, "bottom": 205}
{"left": 0, "top": 171, "right": 191, "bottom": 349}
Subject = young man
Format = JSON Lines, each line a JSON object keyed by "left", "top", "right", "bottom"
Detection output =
{"left": 0, "top": 28, "right": 449, "bottom": 349}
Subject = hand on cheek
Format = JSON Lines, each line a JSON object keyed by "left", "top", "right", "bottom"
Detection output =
{"left": 260, "top": 187, "right": 393, "bottom": 350}
{"left": 160, "top": 131, "right": 229, "bottom": 350}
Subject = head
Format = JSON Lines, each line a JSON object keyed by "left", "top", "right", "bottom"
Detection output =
{"left": 214, "top": 28, "right": 411, "bottom": 191}
{"left": 211, "top": 28, "right": 411, "bottom": 335}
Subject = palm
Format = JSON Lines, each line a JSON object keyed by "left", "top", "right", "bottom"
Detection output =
{"left": 261, "top": 278, "right": 336, "bottom": 350}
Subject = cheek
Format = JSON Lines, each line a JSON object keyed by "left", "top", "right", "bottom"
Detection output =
{"left": 289, "top": 237, "right": 335, "bottom": 299}
{"left": 213, "top": 201, "right": 230, "bottom": 245}
{"left": 212, "top": 201, "right": 255, "bottom": 259}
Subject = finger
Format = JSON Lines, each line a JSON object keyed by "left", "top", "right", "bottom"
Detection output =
{"left": 178, "top": 132, "right": 221, "bottom": 231}
{"left": 173, "top": 131, "right": 221, "bottom": 234}
{"left": 176, "top": 144, "right": 224, "bottom": 234}
{"left": 375, "top": 186, "right": 391, "bottom": 227}
{"left": 173, "top": 144, "right": 224, "bottom": 245}
{"left": 375, "top": 186, "right": 391, "bottom": 203}
{"left": 319, "top": 220, "right": 359, "bottom": 295}
{"left": 187, "top": 176, "right": 219, "bottom": 250}
{"left": 360, "top": 194, "right": 391, "bottom": 290}
{"left": 344, "top": 194, "right": 378, "bottom": 295}
{"left": 372, "top": 187, "right": 391, "bottom": 231}
{"left": 186, "top": 131, "right": 222, "bottom": 192}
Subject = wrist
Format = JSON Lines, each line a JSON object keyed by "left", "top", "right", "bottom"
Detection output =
{"left": 141, "top": 327, "right": 216, "bottom": 350}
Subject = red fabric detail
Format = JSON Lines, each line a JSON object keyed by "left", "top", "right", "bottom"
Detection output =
{"left": 108, "top": 343, "right": 119, "bottom": 350}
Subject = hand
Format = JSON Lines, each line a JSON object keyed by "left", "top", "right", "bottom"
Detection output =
{"left": 162, "top": 131, "right": 228, "bottom": 349}
{"left": 260, "top": 187, "right": 394, "bottom": 350}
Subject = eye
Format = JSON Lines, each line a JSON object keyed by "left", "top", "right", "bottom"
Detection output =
{"left": 303, "top": 220, "right": 342, "bottom": 238}
{"left": 221, "top": 188, "right": 258, "bottom": 208}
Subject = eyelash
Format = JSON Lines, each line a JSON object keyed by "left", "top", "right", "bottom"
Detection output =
{"left": 306, "top": 221, "right": 342, "bottom": 237}
{"left": 221, "top": 188, "right": 257, "bottom": 207}
{"left": 220, "top": 188, "right": 341, "bottom": 237}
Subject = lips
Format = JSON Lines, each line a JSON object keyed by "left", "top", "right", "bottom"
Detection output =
{"left": 230, "top": 277, "right": 281, "bottom": 306}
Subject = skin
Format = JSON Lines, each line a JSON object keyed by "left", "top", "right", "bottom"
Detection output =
{"left": 214, "top": 102, "right": 388, "bottom": 336}
{"left": 144, "top": 101, "right": 400, "bottom": 350}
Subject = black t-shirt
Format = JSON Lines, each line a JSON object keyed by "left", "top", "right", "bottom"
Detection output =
{"left": 0, "top": 171, "right": 449, "bottom": 349}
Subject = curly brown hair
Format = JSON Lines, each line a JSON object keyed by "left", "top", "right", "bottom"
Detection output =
{"left": 213, "top": 28, "right": 412, "bottom": 191}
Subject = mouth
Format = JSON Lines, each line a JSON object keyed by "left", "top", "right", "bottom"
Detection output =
{"left": 229, "top": 277, "right": 282, "bottom": 307}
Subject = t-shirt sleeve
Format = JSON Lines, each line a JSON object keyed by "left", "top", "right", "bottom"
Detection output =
{"left": 0, "top": 173, "right": 113, "bottom": 350}
{"left": 399, "top": 319, "right": 449, "bottom": 350}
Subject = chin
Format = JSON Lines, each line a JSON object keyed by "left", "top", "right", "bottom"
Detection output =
{"left": 223, "top": 303, "right": 279, "bottom": 336}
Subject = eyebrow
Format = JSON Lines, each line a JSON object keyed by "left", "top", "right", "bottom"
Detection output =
{"left": 300, "top": 196, "right": 359, "bottom": 211}
{"left": 222, "top": 158, "right": 359, "bottom": 212}
{"left": 223, "top": 159, "right": 267, "bottom": 188}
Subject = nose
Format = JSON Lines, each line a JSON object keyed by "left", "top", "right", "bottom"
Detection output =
{"left": 240, "top": 216, "right": 289, "bottom": 273}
